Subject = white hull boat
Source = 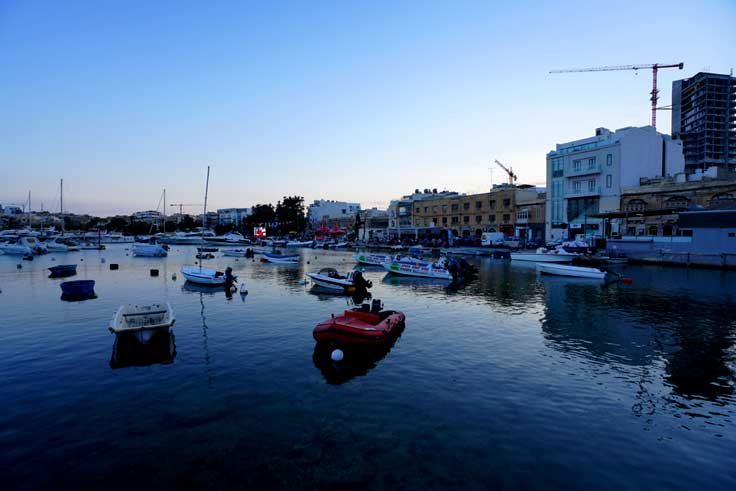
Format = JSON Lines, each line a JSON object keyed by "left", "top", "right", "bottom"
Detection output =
{"left": 511, "top": 253, "right": 574, "bottom": 263}
{"left": 181, "top": 266, "right": 234, "bottom": 285}
{"left": 285, "top": 240, "right": 314, "bottom": 248}
{"left": 203, "top": 232, "right": 251, "bottom": 246}
{"left": 132, "top": 243, "right": 168, "bottom": 257}
{"left": 536, "top": 263, "right": 610, "bottom": 280}
{"left": 0, "top": 236, "right": 46, "bottom": 255}
{"left": 222, "top": 249, "right": 249, "bottom": 257}
{"left": 354, "top": 253, "right": 394, "bottom": 266}
{"left": 262, "top": 253, "right": 299, "bottom": 264}
{"left": 109, "top": 302, "right": 175, "bottom": 343}
{"left": 383, "top": 259, "right": 452, "bottom": 280}
{"left": 307, "top": 270, "right": 357, "bottom": 292}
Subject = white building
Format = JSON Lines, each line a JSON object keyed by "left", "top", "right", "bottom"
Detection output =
{"left": 546, "top": 126, "right": 684, "bottom": 241}
{"left": 217, "top": 208, "right": 251, "bottom": 227}
{"left": 133, "top": 210, "right": 164, "bottom": 223}
{"left": 308, "top": 200, "right": 360, "bottom": 224}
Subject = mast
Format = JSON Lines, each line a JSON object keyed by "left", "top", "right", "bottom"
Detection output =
{"left": 60, "top": 179, "right": 64, "bottom": 235}
{"left": 163, "top": 188, "right": 166, "bottom": 233}
{"left": 203, "top": 166, "right": 210, "bottom": 229}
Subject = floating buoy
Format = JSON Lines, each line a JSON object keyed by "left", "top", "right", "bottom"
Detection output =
{"left": 17, "top": 264, "right": 22, "bottom": 269}
{"left": 172, "top": 274, "right": 177, "bottom": 280}
{"left": 80, "top": 258, "right": 84, "bottom": 261}
{"left": 150, "top": 269, "right": 159, "bottom": 277}
{"left": 307, "top": 261, "right": 310, "bottom": 264}
{"left": 51, "top": 257, "right": 56, "bottom": 261}
{"left": 109, "top": 263, "right": 119, "bottom": 270}
{"left": 331, "top": 349, "right": 344, "bottom": 362}
{"left": 101, "top": 258, "right": 106, "bottom": 263}
{"left": 239, "top": 283, "right": 248, "bottom": 294}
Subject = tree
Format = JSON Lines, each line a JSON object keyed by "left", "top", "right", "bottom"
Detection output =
{"left": 353, "top": 211, "right": 362, "bottom": 238}
{"left": 275, "top": 196, "right": 306, "bottom": 234}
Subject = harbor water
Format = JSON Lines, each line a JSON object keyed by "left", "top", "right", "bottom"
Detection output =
{"left": 1, "top": 246, "right": 735, "bottom": 490}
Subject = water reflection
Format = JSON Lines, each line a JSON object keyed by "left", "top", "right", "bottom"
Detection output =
{"left": 311, "top": 325, "right": 405, "bottom": 385}
{"left": 110, "top": 330, "right": 176, "bottom": 369}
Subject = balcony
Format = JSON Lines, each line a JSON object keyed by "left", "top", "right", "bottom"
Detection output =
{"left": 568, "top": 163, "right": 601, "bottom": 177}
{"left": 568, "top": 186, "right": 601, "bottom": 197}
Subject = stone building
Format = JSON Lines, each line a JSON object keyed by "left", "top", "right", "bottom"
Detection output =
{"left": 611, "top": 170, "right": 736, "bottom": 237}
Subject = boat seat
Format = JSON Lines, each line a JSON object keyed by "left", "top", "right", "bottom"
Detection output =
{"left": 122, "top": 310, "right": 168, "bottom": 317}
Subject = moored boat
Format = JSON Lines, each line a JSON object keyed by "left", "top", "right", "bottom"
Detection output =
{"left": 181, "top": 266, "right": 235, "bottom": 285}
{"left": 354, "top": 253, "right": 394, "bottom": 266}
{"left": 132, "top": 243, "right": 168, "bottom": 257}
{"left": 60, "top": 280, "right": 96, "bottom": 299}
{"left": 45, "top": 236, "right": 80, "bottom": 252}
{"left": 313, "top": 300, "right": 405, "bottom": 346}
{"left": 285, "top": 240, "right": 314, "bottom": 248}
{"left": 536, "top": 262, "right": 610, "bottom": 280}
{"left": 306, "top": 268, "right": 372, "bottom": 293}
{"left": 382, "top": 257, "right": 452, "bottom": 280}
{"left": 261, "top": 252, "right": 299, "bottom": 264}
{"left": 109, "top": 302, "right": 175, "bottom": 343}
{"left": 511, "top": 247, "right": 576, "bottom": 263}
{"left": 48, "top": 264, "right": 78, "bottom": 277}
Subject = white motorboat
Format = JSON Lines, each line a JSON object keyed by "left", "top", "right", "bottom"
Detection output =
{"left": 354, "top": 253, "right": 394, "bottom": 266}
{"left": 383, "top": 257, "right": 453, "bottom": 280}
{"left": 45, "top": 236, "right": 80, "bottom": 252}
{"left": 222, "top": 248, "right": 249, "bottom": 257}
{"left": 0, "top": 236, "right": 46, "bottom": 255}
{"left": 261, "top": 252, "right": 299, "bottom": 264}
{"left": 511, "top": 247, "right": 576, "bottom": 263}
{"left": 181, "top": 266, "right": 235, "bottom": 285}
{"left": 307, "top": 268, "right": 364, "bottom": 292}
{"left": 285, "top": 240, "right": 314, "bottom": 248}
{"left": 161, "top": 231, "right": 216, "bottom": 245}
{"left": 203, "top": 231, "right": 251, "bottom": 246}
{"left": 536, "top": 263, "right": 610, "bottom": 280}
{"left": 109, "top": 302, "right": 175, "bottom": 343}
{"left": 132, "top": 243, "right": 168, "bottom": 257}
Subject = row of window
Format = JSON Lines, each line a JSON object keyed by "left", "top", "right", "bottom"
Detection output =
{"left": 625, "top": 193, "right": 734, "bottom": 212}
{"left": 415, "top": 199, "right": 512, "bottom": 215}
{"left": 551, "top": 153, "right": 613, "bottom": 176}
{"left": 416, "top": 214, "right": 513, "bottom": 226}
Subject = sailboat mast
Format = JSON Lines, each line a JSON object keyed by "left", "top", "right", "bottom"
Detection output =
{"left": 163, "top": 188, "right": 166, "bottom": 233}
{"left": 202, "top": 166, "right": 210, "bottom": 229}
{"left": 60, "top": 179, "right": 64, "bottom": 235}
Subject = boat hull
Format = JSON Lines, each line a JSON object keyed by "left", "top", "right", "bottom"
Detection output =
{"left": 313, "top": 309, "right": 406, "bottom": 346}
{"left": 307, "top": 273, "right": 355, "bottom": 292}
{"left": 181, "top": 266, "right": 233, "bottom": 285}
{"left": 511, "top": 253, "right": 574, "bottom": 263}
{"left": 132, "top": 244, "right": 168, "bottom": 257}
{"left": 354, "top": 253, "right": 393, "bottom": 266}
{"left": 382, "top": 261, "right": 452, "bottom": 280}
{"left": 536, "top": 263, "right": 608, "bottom": 280}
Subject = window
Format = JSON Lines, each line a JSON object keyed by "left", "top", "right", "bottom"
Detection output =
{"left": 432, "top": 206, "right": 438, "bottom": 213}
{"left": 502, "top": 214, "right": 510, "bottom": 222}
{"left": 463, "top": 216, "right": 469, "bottom": 223}
{"left": 451, "top": 216, "right": 458, "bottom": 224}
{"left": 442, "top": 205, "right": 448, "bottom": 213}
{"left": 574, "top": 181, "right": 582, "bottom": 193}
{"left": 551, "top": 157, "right": 564, "bottom": 177}
{"left": 451, "top": 204, "right": 459, "bottom": 212}
{"left": 728, "top": 232, "right": 735, "bottom": 238}
{"left": 424, "top": 207, "right": 428, "bottom": 213}
{"left": 475, "top": 201, "right": 482, "bottom": 209}
{"left": 588, "top": 179, "right": 595, "bottom": 192}
{"left": 442, "top": 217, "right": 447, "bottom": 224}
{"left": 475, "top": 215, "right": 482, "bottom": 223}
{"left": 415, "top": 207, "right": 420, "bottom": 214}
{"left": 606, "top": 174, "right": 612, "bottom": 188}
{"left": 625, "top": 199, "right": 647, "bottom": 212}
{"left": 489, "top": 214, "right": 496, "bottom": 223}
{"left": 503, "top": 198, "right": 510, "bottom": 207}
{"left": 588, "top": 157, "right": 596, "bottom": 169}
{"left": 551, "top": 180, "right": 563, "bottom": 197}
{"left": 664, "top": 196, "right": 688, "bottom": 209}
{"left": 573, "top": 159, "right": 582, "bottom": 171}
{"left": 463, "top": 202, "right": 470, "bottom": 210}
{"left": 489, "top": 200, "right": 496, "bottom": 208}
{"left": 606, "top": 154, "right": 613, "bottom": 166}
{"left": 648, "top": 226, "right": 658, "bottom": 236}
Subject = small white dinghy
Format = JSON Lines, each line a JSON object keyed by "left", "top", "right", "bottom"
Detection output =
{"left": 109, "top": 302, "right": 175, "bottom": 343}
{"left": 536, "top": 262, "right": 610, "bottom": 281}
{"left": 181, "top": 265, "right": 235, "bottom": 285}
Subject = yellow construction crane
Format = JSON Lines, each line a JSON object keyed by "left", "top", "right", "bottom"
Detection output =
{"left": 494, "top": 159, "right": 517, "bottom": 185}
{"left": 549, "top": 62, "right": 684, "bottom": 129}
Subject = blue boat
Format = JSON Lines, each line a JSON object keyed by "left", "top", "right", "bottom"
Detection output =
{"left": 60, "top": 280, "right": 96, "bottom": 299}
{"left": 262, "top": 252, "right": 299, "bottom": 264}
{"left": 49, "top": 264, "right": 78, "bottom": 277}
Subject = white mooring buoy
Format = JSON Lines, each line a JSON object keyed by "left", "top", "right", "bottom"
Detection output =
{"left": 331, "top": 349, "right": 344, "bottom": 362}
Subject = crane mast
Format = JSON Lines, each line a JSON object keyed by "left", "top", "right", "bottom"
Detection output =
{"left": 494, "top": 159, "right": 518, "bottom": 185}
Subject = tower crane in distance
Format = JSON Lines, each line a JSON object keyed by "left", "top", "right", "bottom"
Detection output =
{"left": 494, "top": 159, "right": 517, "bottom": 186}
{"left": 549, "top": 62, "right": 684, "bottom": 129}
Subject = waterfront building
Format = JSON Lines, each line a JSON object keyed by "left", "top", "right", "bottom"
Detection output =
{"left": 0, "top": 204, "right": 24, "bottom": 216}
{"left": 132, "top": 210, "right": 163, "bottom": 223}
{"left": 516, "top": 191, "right": 547, "bottom": 243}
{"left": 672, "top": 72, "right": 736, "bottom": 173}
{"left": 387, "top": 189, "right": 458, "bottom": 238}
{"left": 358, "top": 208, "right": 388, "bottom": 241}
{"left": 405, "top": 185, "right": 539, "bottom": 239}
{"left": 217, "top": 208, "right": 251, "bottom": 227}
{"left": 546, "top": 126, "right": 685, "bottom": 241}
{"left": 308, "top": 199, "right": 361, "bottom": 224}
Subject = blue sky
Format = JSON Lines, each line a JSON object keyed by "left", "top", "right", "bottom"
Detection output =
{"left": 1, "top": 0, "right": 734, "bottom": 216}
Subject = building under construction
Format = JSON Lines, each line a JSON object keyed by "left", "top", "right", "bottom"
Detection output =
{"left": 672, "top": 72, "right": 736, "bottom": 172}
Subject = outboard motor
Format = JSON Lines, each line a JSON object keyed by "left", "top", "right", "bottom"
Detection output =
{"left": 370, "top": 299, "right": 383, "bottom": 314}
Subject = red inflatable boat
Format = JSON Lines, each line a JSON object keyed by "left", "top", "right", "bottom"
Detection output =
{"left": 313, "top": 301, "right": 405, "bottom": 346}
